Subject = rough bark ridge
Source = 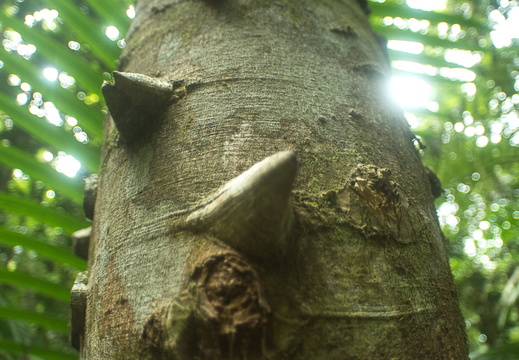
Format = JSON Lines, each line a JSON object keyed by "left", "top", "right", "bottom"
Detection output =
{"left": 77, "top": 0, "right": 468, "bottom": 358}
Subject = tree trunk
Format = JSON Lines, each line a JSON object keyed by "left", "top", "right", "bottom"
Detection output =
{"left": 75, "top": 0, "right": 468, "bottom": 358}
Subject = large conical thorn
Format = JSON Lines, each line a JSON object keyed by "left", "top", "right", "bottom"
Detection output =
{"left": 186, "top": 151, "right": 298, "bottom": 259}
{"left": 102, "top": 71, "right": 179, "bottom": 143}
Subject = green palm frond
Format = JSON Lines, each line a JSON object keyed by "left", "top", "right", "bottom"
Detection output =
{"left": 0, "top": 269, "right": 70, "bottom": 302}
{"left": 0, "top": 192, "right": 88, "bottom": 232}
{"left": 471, "top": 342, "right": 519, "bottom": 360}
{"left": 0, "top": 307, "right": 68, "bottom": 333}
{"left": 0, "top": 227, "right": 86, "bottom": 269}
{"left": 0, "top": 147, "right": 84, "bottom": 203}
{"left": 0, "top": 14, "right": 104, "bottom": 93}
{"left": 0, "top": 339, "right": 77, "bottom": 360}
{"left": 370, "top": 1, "right": 486, "bottom": 29}
{"left": 0, "top": 2, "right": 127, "bottom": 355}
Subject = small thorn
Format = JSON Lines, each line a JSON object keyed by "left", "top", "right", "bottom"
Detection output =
{"left": 111, "top": 71, "right": 174, "bottom": 97}
{"left": 102, "top": 72, "right": 176, "bottom": 143}
{"left": 83, "top": 174, "right": 98, "bottom": 220}
{"left": 70, "top": 271, "right": 89, "bottom": 351}
{"left": 186, "top": 151, "right": 297, "bottom": 258}
{"left": 72, "top": 227, "right": 91, "bottom": 260}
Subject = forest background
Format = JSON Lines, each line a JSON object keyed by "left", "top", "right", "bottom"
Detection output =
{"left": 0, "top": 0, "right": 518, "bottom": 359}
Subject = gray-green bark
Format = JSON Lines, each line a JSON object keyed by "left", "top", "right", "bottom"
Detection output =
{"left": 76, "top": 0, "right": 468, "bottom": 358}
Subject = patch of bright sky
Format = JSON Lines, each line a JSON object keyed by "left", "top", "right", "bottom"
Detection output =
{"left": 16, "top": 93, "right": 28, "bottom": 105}
{"left": 73, "top": 125, "right": 89, "bottom": 144}
{"left": 387, "top": 40, "right": 424, "bottom": 54}
{"left": 43, "top": 102, "right": 63, "bottom": 126}
{"left": 105, "top": 26, "right": 120, "bottom": 41}
{"left": 2, "top": 31, "right": 37, "bottom": 59}
{"left": 54, "top": 152, "right": 81, "bottom": 178}
{"left": 3, "top": 7, "right": 83, "bottom": 178}
{"left": 59, "top": 72, "right": 75, "bottom": 89}
{"left": 42, "top": 150, "right": 54, "bottom": 162}
{"left": 40, "top": 149, "right": 82, "bottom": 177}
{"left": 387, "top": 0, "right": 519, "bottom": 118}
{"left": 439, "top": 67, "right": 476, "bottom": 82}
{"left": 461, "top": 82, "right": 477, "bottom": 100}
{"left": 392, "top": 61, "right": 439, "bottom": 76}
{"left": 8, "top": 74, "right": 21, "bottom": 87}
{"left": 24, "top": 8, "right": 59, "bottom": 30}
{"left": 489, "top": 6, "right": 519, "bottom": 48}
{"left": 66, "top": 116, "right": 78, "bottom": 127}
{"left": 4, "top": 8, "right": 59, "bottom": 59}
{"left": 444, "top": 49, "right": 483, "bottom": 68}
{"left": 438, "top": 189, "right": 501, "bottom": 270}
{"left": 68, "top": 41, "right": 80, "bottom": 51}
{"left": 406, "top": 0, "right": 446, "bottom": 11}
{"left": 127, "top": 5, "right": 136, "bottom": 19}
{"left": 438, "top": 201, "right": 459, "bottom": 229}
{"left": 12, "top": 169, "right": 29, "bottom": 182}
{"left": 390, "top": 76, "right": 439, "bottom": 111}
{"left": 42, "top": 67, "right": 58, "bottom": 82}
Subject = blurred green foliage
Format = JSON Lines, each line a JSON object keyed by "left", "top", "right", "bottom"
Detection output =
{"left": 0, "top": 0, "right": 130, "bottom": 358}
{"left": 370, "top": 1, "right": 519, "bottom": 358}
{"left": 0, "top": 0, "right": 517, "bottom": 359}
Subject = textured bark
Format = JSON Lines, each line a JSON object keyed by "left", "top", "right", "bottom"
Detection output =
{"left": 78, "top": 0, "right": 468, "bottom": 358}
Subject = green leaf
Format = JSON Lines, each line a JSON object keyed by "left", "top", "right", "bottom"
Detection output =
{"left": 388, "top": 49, "right": 483, "bottom": 73}
{"left": 0, "top": 13, "right": 104, "bottom": 94}
{"left": 0, "top": 49, "right": 105, "bottom": 141}
{"left": 0, "top": 192, "right": 88, "bottom": 233}
{"left": 391, "top": 68, "right": 467, "bottom": 84}
{"left": 373, "top": 25, "right": 485, "bottom": 52}
{"left": 0, "top": 306, "right": 68, "bottom": 333}
{"left": 0, "top": 269, "right": 70, "bottom": 302}
{"left": 370, "top": 1, "right": 487, "bottom": 29}
{"left": 471, "top": 342, "right": 519, "bottom": 360}
{"left": 0, "top": 145, "right": 84, "bottom": 204}
{"left": 42, "top": 0, "right": 121, "bottom": 68}
{"left": 0, "top": 339, "right": 76, "bottom": 360}
{"left": 0, "top": 92, "right": 100, "bottom": 173}
{"left": 0, "top": 227, "right": 87, "bottom": 270}
{"left": 83, "top": 0, "right": 132, "bottom": 35}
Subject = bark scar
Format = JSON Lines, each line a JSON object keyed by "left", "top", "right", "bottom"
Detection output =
{"left": 194, "top": 254, "right": 270, "bottom": 359}
{"left": 140, "top": 253, "right": 270, "bottom": 360}
{"left": 337, "top": 164, "right": 414, "bottom": 243}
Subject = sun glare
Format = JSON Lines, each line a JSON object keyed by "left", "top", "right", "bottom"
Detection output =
{"left": 105, "top": 26, "right": 120, "bottom": 41}
{"left": 390, "top": 76, "right": 434, "bottom": 110}
{"left": 387, "top": 40, "right": 424, "bottom": 54}
{"left": 55, "top": 153, "right": 81, "bottom": 178}
{"left": 42, "top": 67, "right": 58, "bottom": 82}
{"left": 406, "top": 0, "right": 446, "bottom": 11}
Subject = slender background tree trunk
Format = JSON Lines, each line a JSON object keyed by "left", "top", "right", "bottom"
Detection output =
{"left": 78, "top": 0, "right": 468, "bottom": 358}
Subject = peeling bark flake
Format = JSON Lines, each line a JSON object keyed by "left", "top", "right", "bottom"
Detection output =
{"left": 338, "top": 164, "right": 414, "bottom": 243}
